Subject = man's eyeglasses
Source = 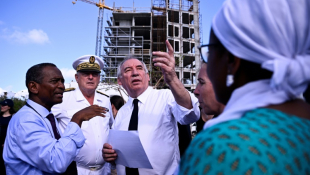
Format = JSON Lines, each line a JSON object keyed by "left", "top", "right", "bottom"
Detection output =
{"left": 198, "top": 44, "right": 219, "bottom": 63}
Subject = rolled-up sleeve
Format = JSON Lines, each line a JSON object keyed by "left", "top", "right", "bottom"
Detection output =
{"left": 171, "top": 91, "right": 200, "bottom": 125}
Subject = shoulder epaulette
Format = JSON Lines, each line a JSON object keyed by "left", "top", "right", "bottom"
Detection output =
{"left": 96, "top": 90, "right": 109, "bottom": 97}
{"left": 64, "top": 87, "right": 75, "bottom": 92}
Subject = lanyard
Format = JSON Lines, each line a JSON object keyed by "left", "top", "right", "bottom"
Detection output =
{"left": 25, "top": 103, "right": 60, "bottom": 139}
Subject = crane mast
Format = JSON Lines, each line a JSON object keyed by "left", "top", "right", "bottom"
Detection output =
{"left": 95, "top": 7, "right": 104, "bottom": 57}
{"left": 72, "top": 0, "right": 119, "bottom": 57}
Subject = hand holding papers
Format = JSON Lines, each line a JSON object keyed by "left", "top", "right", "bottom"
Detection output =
{"left": 107, "top": 130, "right": 153, "bottom": 169}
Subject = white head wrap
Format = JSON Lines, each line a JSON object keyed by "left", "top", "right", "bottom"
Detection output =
{"left": 204, "top": 0, "right": 310, "bottom": 129}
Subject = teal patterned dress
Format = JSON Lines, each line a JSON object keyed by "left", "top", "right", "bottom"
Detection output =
{"left": 179, "top": 108, "right": 310, "bottom": 175}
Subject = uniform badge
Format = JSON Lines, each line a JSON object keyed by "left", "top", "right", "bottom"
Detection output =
{"left": 89, "top": 56, "right": 95, "bottom": 64}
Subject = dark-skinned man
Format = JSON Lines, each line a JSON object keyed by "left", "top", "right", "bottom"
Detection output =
{"left": 3, "top": 63, "right": 108, "bottom": 174}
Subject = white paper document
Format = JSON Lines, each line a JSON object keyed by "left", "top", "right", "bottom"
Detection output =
{"left": 107, "top": 130, "right": 153, "bottom": 169}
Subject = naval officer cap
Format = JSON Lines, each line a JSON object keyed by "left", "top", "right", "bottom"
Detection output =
{"left": 72, "top": 55, "right": 104, "bottom": 73}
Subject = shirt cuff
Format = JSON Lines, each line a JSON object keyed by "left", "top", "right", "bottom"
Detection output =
{"left": 174, "top": 92, "right": 200, "bottom": 124}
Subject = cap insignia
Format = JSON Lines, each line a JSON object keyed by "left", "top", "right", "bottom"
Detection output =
{"left": 89, "top": 56, "right": 95, "bottom": 64}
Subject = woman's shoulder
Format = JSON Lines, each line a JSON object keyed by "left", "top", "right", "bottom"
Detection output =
{"left": 243, "top": 108, "right": 310, "bottom": 127}
{"left": 264, "top": 99, "right": 310, "bottom": 119}
{"left": 180, "top": 108, "right": 310, "bottom": 175}
{"left": 195, "top": 108, "right": 310, "bottom": 145}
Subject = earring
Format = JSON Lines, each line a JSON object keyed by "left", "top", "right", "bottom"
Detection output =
{"left": 226, "top": 74, "right": 234, "bottom": 87}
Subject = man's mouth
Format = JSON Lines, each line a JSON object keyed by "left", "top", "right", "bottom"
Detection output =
{"left": 132, "top": 79, "right": 141, "bottom": 84}
{"left": 55, "top": 92, "right": 63, "bottom": 98}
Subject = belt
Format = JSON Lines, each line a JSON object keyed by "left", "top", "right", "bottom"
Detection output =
{"left": 77, "top": 164, "right": 104, "bottom": 171}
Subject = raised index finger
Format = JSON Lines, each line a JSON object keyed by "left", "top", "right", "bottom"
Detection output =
{"left": 165, "top": 40, "right": 174, "bottom": 56}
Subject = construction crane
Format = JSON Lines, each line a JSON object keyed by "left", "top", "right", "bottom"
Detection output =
{"left": 72, "top": 0, "right": 122, "bottom": 57}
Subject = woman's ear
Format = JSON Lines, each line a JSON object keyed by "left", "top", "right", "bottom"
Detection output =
{"left": 227, "top": 53, "right": 241, "bottom": 75}
{"left": 28, "top": 81, "right": 39, "bottom": 95}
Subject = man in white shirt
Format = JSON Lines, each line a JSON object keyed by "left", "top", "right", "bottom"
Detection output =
{"left": 52, "top": 55, "right": 113, "bottom": 175}
{"left": 103, "top": 40, "right": 200, "bottom": 175}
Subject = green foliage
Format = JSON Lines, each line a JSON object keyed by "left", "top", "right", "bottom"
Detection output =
{"left": 0, "top": 95, "right": 27, "bottom": 113}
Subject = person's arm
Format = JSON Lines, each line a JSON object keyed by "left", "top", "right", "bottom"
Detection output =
{"left": 70, "top": 105, "right": 107, "bottom": 127}
{"left": 169, "top": 91, "right": 200, "bottom": 125}
{"left": 152, "top": 40, "right": 192, "bottom": 109}
{"left": 16, "top": 105, "right": 107, "bottom": 173}
{"left": 15, "top": 114, "right": 84, "bottom": 173}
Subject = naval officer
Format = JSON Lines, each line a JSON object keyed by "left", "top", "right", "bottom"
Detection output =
{"left": 52, "top": 55, "right": 113, "bottom": 175}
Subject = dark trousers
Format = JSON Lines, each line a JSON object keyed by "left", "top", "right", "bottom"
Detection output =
{"left": 61, "top": 161, "right": 77, "bottom": 175}
{"left": 0, "top": 146, "right": 6, "bottom": 175}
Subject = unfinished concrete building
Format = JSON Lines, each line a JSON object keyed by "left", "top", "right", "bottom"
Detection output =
{"left": 103, "top": 0, "right": 201, "bottom": 90}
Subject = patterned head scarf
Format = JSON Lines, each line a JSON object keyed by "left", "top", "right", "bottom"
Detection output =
{"left": 204, "top": 0, "right": 310, "bottom": 128}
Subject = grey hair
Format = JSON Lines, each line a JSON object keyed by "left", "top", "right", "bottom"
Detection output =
{"left": 117, "top": 55, "right": 149, "bottom": 78}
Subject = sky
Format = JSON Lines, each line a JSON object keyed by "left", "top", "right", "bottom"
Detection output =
{"left": 0, "top": 0, "right": 225, "bottom": 93}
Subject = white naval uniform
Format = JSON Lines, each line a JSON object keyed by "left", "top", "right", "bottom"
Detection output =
{"left": 52, "top": 87, "right": 114, "bottom": 175}
{"left": 113, "top": 87, "right": 200, "bottom": 175}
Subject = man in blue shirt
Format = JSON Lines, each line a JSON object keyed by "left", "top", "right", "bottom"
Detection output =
{"left": 3, "top": 63, "right": 108, "bottom": 174}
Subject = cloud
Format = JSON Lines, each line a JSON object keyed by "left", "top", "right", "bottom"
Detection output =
{"left": 0, "top": 85, "right": 13, "bottom": 92}
{"left": 0, "top": 86, "right": 15, "bottom": 98}
{"left": 1, "top": 28, "right": 8, "bottom": 33}
{"left": 14, "top": 89, "right": 29, "bottom": 100}
{"left": 0, "top": 87, "right": 5, "bottom": 95}
{"left": 60, "top": 68, "right": 76, "bottom": 82}
{"left": 0, "top": 69, "right": 76, "bottom": 97}
{"left": 6, "top": 29, "right": 50, "bottom": 44}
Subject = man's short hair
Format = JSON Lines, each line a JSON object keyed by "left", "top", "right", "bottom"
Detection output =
{"left": 117, "top": 55, "right": 148, "bottom": 78}
{"left": 26, "top": 63, "right": 57, "bottom": 91}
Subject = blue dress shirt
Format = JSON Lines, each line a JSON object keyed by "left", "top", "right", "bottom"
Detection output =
{"left": 3, "top": 99, "right": 85, "bottom": 175}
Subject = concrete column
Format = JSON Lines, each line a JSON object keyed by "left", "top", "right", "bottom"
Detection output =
{"left": 193, "top": 0, "right": 200, "bottom": 82}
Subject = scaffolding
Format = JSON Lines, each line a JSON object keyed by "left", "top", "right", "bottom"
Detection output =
{"left": 151, "top": 0, "right": 200, "bottom": 89}
{"left": 103, "top": 0, "right": 201, "bottom": 90}
{"left": 103, "top": 11, "right": 152, "bottom": 84}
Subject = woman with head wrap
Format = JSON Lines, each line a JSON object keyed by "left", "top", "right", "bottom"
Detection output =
{"left": 179, "top": 0, "right": 310, "bottom": 174}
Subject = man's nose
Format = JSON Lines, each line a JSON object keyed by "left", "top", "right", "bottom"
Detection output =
{"left": 131, "top": 69, "right": 139, "bottom": 76}
{"left": 88, "top": 74, "right": 94, "bottom": 79}
{"left": 59, "top": 81, "right": 65, "bottom": 90}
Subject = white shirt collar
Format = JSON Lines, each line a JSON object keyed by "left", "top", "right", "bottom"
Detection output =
{"left": 75, "top": 87, "right": 101, "bottom": 105}
{"left": 75, "top": 87, "right": 85, "bottom": 102}
{"left": 128, "top": 86, "right": 152, "bottom": 104}
{"left": 27, "top": 99, "right": 51, "bottom": 118}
